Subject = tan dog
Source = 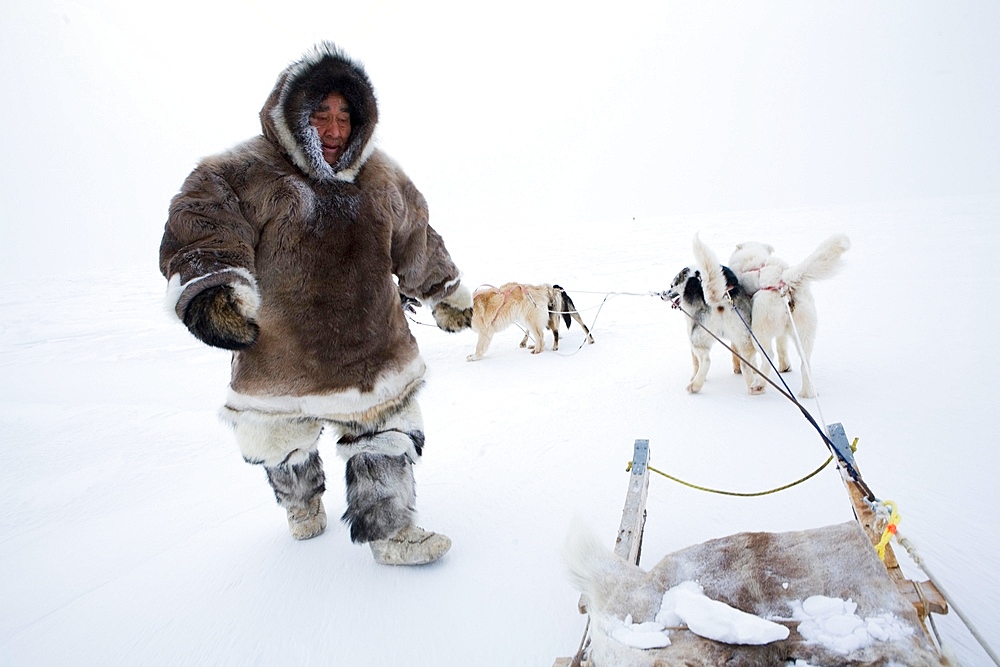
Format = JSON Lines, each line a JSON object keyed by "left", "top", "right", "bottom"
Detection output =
{"left": 467, "top": 283, "right": 594, "bottom": 361}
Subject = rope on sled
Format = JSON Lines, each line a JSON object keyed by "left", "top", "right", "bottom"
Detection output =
{"left": 626, "top": 437, "right": 858, "bottom": 497}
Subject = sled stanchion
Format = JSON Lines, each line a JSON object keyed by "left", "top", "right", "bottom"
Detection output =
{"left": 577, "top": 439, "right": 650, "bottom": 617}
{"left": 616, "top": 439, "right": 650, "bottom": 566}
{"left": 562, "top": 439, "right": 652, "bottom": 667}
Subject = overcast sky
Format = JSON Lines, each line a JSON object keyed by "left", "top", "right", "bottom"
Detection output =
{"left": 2, "top": 0, "right": 998, "bottom": 280}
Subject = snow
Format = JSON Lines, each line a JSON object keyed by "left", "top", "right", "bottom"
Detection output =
{"left": 791, "top": 595, "right": 913, "bottom": 655}
{"left": 610, "top": 580, "right": 790, "bottom": 650}
{"left": 2, "top": 2, "right": 1000, "bottom": 666}
{"left": 657, "top": 581, "right": 790, "bottom": 646}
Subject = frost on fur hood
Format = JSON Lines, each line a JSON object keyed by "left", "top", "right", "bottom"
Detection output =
{"left": 260, "top": 41, "right": 379, "bottom": 183}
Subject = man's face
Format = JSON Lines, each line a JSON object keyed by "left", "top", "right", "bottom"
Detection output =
{"left": 309, "top": 92, "right": 352, "bottom": 165}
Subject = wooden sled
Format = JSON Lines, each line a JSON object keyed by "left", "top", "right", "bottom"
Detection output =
{"left": 555, "top": 425, "right": 951, "bottom": 667}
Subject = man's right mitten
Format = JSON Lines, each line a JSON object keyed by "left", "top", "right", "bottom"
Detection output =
{"left": 182, "top": 284, "right": 260, "bottom": 350}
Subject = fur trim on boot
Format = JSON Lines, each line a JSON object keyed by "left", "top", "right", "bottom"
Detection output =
{"left": 286, "top": 494, "right": 327, "bottom": 540}
{"left": 369, "top": 524, "right": 451, "bottom": 565}
{"left": 265, "top": 450, "right": 327, "bottom": 539}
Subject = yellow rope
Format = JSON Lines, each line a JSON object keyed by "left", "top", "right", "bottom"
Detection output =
{"left": 875, "top": 500, "right": 901, "bottom": 561}
{"left": 625, "top": 437, "right": 859, "bottom": 498}
{"left": 627, "top": 456, "right": 833, "bottom": 497}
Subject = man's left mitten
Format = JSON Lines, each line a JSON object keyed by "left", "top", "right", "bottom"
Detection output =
{"left": 432, "top": 283, "right": 473, "bottom": 332}
{"left": 183, "top": 284, "right": 260, "bottom": 350}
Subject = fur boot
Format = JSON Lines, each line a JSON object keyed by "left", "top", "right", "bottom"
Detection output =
{"left": 342, "top": 452, "right": 416, "bottom": 542}
{"left": 286, "top": 494, "right": 328, "bottom": 540}
{"left": 265, "top": 450, "right": 327, "bottom": 540}
{"left": 370, "top": 524, "right": 452, "bottom": 566}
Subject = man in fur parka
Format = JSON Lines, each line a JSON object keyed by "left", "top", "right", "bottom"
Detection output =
{"left": 159, "top": 42, "right": 472, "bottom": 566}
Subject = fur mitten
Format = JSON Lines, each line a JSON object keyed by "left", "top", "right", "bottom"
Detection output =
{"left": 431, "top": 283, "right": 472, "bottom": 332}
{"left": 183, "top": 284, "right": 260, "bottom": 349}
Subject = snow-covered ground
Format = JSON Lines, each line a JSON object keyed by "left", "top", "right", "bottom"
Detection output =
{"left": 2, "top": 196, "right": 998, "bottom": 665}
{"left": 2, "top": 1, "right": 999, "bottom": 665}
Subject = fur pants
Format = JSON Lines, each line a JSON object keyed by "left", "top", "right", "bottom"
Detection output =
{"left": 227, "top": 398, "right": 425, "bottom": 543}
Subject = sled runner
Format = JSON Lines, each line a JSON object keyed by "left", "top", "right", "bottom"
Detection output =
{"left": 554, "top": 426, "right": 952, "bottom": 667}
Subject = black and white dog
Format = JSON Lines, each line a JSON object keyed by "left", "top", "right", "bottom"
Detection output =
{"left": 664, "top": 236, "right": 763, "bottom": 395}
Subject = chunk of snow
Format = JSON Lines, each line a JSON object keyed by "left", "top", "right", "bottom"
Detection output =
{"left": 610, "top": 581, "right": 790, "bottom": 650}
{"left": 656, "top": 581, "right": 790, "bottom": 645}
{"left": 608, "top": 614, "right": 672, "bottom": 649}
{"left": 791, "top": 595, "right": 914, "bottom": 655}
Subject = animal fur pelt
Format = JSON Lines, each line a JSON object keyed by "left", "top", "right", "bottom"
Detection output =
{"left": 664, "top": 236, "right": 763, "bottom": 394}
{"left": 467, "top": 283, "right": 593, "bottom": 361}
{"left": 563, "top": 519, "right": 951, "bottom": 667}
{"left": 729, "top": 234, "right": 850, "bottom": 398}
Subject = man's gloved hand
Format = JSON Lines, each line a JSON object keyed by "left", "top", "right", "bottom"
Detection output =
{"left": 431, "top": 283, "right": 472, "bottom": 332}
{"left": 183, "top": 284, "right": 260, "bottom": 350}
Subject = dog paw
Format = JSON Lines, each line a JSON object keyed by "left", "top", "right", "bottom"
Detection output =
{"left": 466, "top": 354, "right": 482, "bottom": 362}
{"left": 686, "top": 382, "right": 702, "bottom": 394}
{"left": 749, "top": 384, "right": 766, "bottom": 395}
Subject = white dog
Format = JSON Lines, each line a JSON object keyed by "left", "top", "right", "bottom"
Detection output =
{"left": 728, "top": 234, "right": 851, "bottom": 398}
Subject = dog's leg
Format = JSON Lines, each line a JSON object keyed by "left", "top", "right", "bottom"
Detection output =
{"left": 519, "top": 332, "right": 529, "bottom": 349}
{"left": 797, "top": 332, "right": 816, "bottom": 398}
{"left": 466, "top": 330, "right": 494, "bottom": 362}
{"left": 776, "top": 335, "right": 791, "bottom": 373}
{"left": 570, "top": 311, "right": 595, "bottom": 344}
{"left": 528, "top": 321, "right": 546, "bottom": 354}
{"left": 731, "top": 350, "right": 742, "bottom": 374}
{"left": 687, "top": 345, "right": 712, "bottom": 393}
{"left": 547, "top": 311, "right": 561, "bottom": 351}
{"left": 737, "top": 334, "right": 765, "bottom": 395}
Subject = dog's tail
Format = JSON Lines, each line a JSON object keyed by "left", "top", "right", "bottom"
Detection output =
{"left": 552, "top": 285, "right": 573, "bottom": 328}
{"left": 692, "top": 234, "right": 730, "bottom": 305}
{"left": 781, "top": 234, "right": 851, "bottom": 291}
{"left": 563, "top": 516, "right": 645, "bottom": 611}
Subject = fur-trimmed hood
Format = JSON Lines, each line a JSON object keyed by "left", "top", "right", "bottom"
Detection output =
{"left": 260, "top": 42, "right": 379, "bottom": 183}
